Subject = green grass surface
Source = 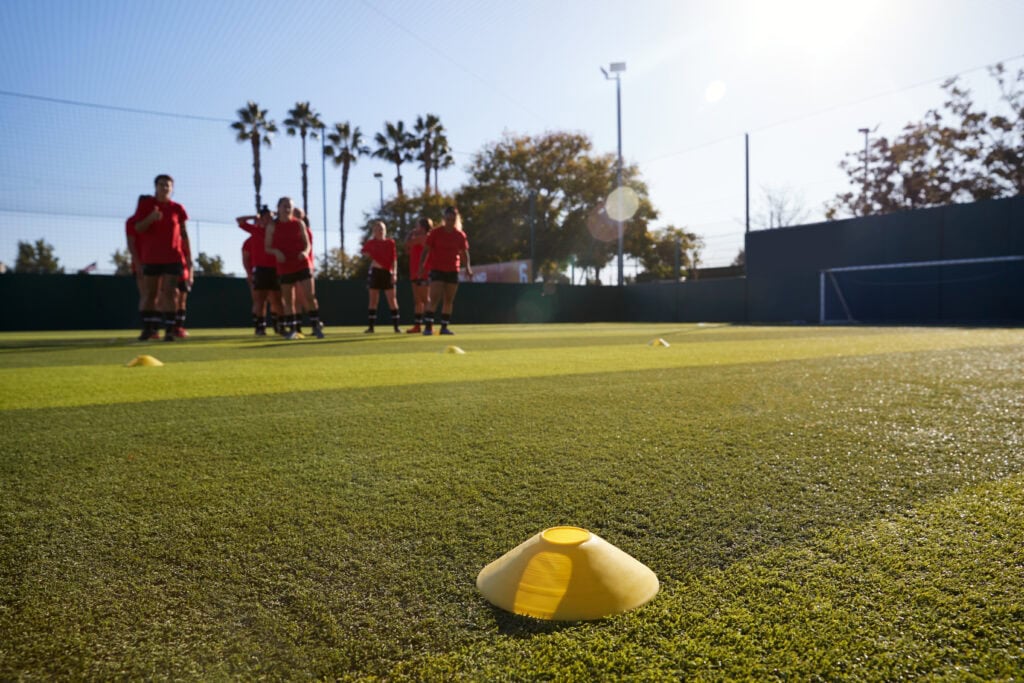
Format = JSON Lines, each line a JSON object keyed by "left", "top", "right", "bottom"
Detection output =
{"left": 1, "top": 324, "right": 1022, "bottom": 680}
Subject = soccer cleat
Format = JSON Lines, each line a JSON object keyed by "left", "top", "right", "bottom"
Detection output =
{"left": 163, "top": 332, "right": 176, "bottom": 342}
{"left": 137, "top": 330, "right": 156, "bottom": 342}
{"left": 175, "top": 326, "right": 189, "bottom": 338}
{"left": 440, "top": 328, "right": 455, "bottom": 335}
{"left": 364, "top": 328, "right": 375, "bottom": 334}
{"left": 255, "top": 328, "right": 266, "bottom": 336}
{"left": 406, "top": 325, "right": 422, "bottom": 334}
{"left": 422, "top": 328, "right": 433, "bottom": 336}
{"left": 393, "top": 327, "right": 402, "bottom": 333}
{"left": 313, "top": 325, "right": 325, "bottom": 339}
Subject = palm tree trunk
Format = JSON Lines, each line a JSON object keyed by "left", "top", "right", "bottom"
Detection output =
{"left": 251, "top": 135, "right": 262, "bottom": 214}
{"left": 300, "top": 130, "right": 309, "bottom": 217}
{"left": 340, "top": 161, "right": 350, "bottom": 251}
{"left": 394, "top": 163, "right": 404, "bottom": 198}
{"left": 433, "top": 163, "right": 439, "bottom": 194}
{"left": 423, "top": 142, "right": 432, "bottom": 195}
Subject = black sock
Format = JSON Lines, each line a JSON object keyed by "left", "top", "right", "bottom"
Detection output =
{"left": 256, "top": 316, "right": 266, "bottom": 332}
{"left": 441, "top": 313, "right": 451, "bottom": 330}
{"left": 391, "top": 309, "right": 400, "bottom": 329}
{"left": 176, "top": 309, "right": 186, "bottom": 327}
{"left": 368, "top": 309, "right": 376, "bottom": 330}
{"left": 163, "top": 313, "right": 175, "bottom": 333}
{"left": 424, "top": 312, "right": 434, "bottom": 329}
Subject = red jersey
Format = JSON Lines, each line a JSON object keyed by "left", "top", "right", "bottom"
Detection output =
{"left": 425, "top": 228, "right": 469, "bottom": 272}
{"left": 362, "top": 238, "right": 397, "bottom": 270}
{"left": 238, "top": 221, "right": 277, "bottom": 268}
{"left": 242, "top": 236, "right": 255, "bottom": 276}
{"left": 133, "top": 196, "right": 188, "bottom": 264}
{"left": 269, "top": 219, "right": 309, "bottom": 275}
{"left": 408, "top": 242, "right": 426, "bottom": 278}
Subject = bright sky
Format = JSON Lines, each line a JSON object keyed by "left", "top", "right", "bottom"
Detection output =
{"left": 1, "top": 0, "right": 1022, "bottom": 275}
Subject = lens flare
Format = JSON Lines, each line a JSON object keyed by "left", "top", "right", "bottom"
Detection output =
{"left": 606, "top": 186, "right": 640, "bottom": 222}
{"left": 705, "top": 80, "right": 727, "bottom": 103}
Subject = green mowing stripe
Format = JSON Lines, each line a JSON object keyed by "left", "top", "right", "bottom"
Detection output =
{"left": 1, "top": 326, "right": 1021, "bottom": 410}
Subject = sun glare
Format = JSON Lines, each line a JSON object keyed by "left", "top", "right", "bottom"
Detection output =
{"left": 705, "top": 80, "right": 728, "bottom": 103}
{"left": 742, "top": 0, "right": 882, "bottom": 59}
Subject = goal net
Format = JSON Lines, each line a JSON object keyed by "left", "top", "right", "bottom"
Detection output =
{"left": 819, "top": 255, "right": 1024, "bottom": 324}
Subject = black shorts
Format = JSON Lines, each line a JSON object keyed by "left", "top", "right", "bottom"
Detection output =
{"left": 143, "top": 262, "right": 184, "bottom": 277}
{"left": 410, "top": 277, "right": 429, "bottom": 287}
{"left": 252, "top": 267, "right": 281, "bottom": 291}
{"left": 368, "top": 268, "right": 394, "bottom": 290}
{"left": 279, "top": 268, "right": 312, "bottom": 285}
{"left": 430, "top": 270, "right": 459, "bottom": 284}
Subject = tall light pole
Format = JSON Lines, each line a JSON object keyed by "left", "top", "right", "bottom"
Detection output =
{"left": 601, "top": 61, "right": 626, "bottom": 286}
{"left": 373, "top": 172, "right": 384, "bottom": 214}
{"left": 858, "top": 127, "right": 870, "bottom": 216}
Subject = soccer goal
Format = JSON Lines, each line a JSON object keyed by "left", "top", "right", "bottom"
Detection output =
{"left": 819, "top": 255, "right": 1024, "bottom": 323}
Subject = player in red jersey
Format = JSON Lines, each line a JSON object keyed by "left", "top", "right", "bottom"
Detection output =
{"left": 291, "top": 206, "right": 319, "bottom": 335}
{"left": 172, "top": 231, "right": 193, "bottom": 338}
{"left": 237, "top": 206, "right": 285, "bottom": 335}
{"left": 132, "top": 175, "right": 191, "bottom": 341}
{"left": 404, "top": 217, "right": 432, "bottom": 333}
{"left": 417, "top": 206, "right": 472, "bottom": 335}
{"left": 265, "top": 197, "right": 323, "bottom": 339}
{"left": 242, "top": 234, "right": 256, "bottom": 329}
{"left": 361, "top": 220, "right": 401, "bottom": 333}
{"left": 125, "top": 194, "right": 149, "bottom": 322}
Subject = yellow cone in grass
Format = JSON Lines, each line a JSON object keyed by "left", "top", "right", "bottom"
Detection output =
{"left": 442, "top": 345, "right": 466, "bottom": 354}
{"left": 127, "top": 355, "right": 163, "bottom": 367}
{"left": 477, "top": 526, "right": 659, "bottom": 621}
{"left": 649, "top": 338, "right": 670, "bottom": 347}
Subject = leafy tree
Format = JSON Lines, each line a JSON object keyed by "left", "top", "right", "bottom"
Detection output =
{"left": 232, "top": 101, "right": 278, "bottom": 214}
{"left": 283, "top": 102, "right": 325, "bottom": 217}
{"left": 413, "top": 114, "right": 444, "bottom": 194}
{"left": 324, "top": 122, "right": 370, "bottom": 250}
{"left": 317, "top": 247, "right": 361, "bottom": 280}
{"left": 637, "top": 226, "right": 703, "bottom": 281}
{"left": 456, "top": 131, "right": 657, "bottom": 283}
{"left": 732, "top": 248, "right": 746, "bottom": 268}
{"left": 827, "top": 64, "right": 1024, "bottom": 219}
{"left": 15, "top": 239, "right": 63, "bottom": 274}
{"left": 195, "top": 252, "right": 225, "bottom": 276}
{"left": 373, "top": 121, "right": 415, "bottom": 198}
{"left": 111, "top": 248, "right": 132, "bottom": 275}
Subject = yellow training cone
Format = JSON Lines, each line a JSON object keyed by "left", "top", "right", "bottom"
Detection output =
{"left": 477, "top": 526, "right": 659, "bottom": 621}
{"left": 442, "top": 345, "right": 466, "bottom": 354}
{"left": 127, "top": 355, "right": 163, "bottom": 367}
{"left": 649, "top": 338, "right": 670, "bottom": 347}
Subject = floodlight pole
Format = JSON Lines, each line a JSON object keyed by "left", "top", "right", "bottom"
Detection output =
{"left": 858, "top": 127, "right": 870, "bottom": 215}
{"left": 602, "top": 62, "right": 626, "bottom": 286}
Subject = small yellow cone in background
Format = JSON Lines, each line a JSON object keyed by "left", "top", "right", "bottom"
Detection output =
{"left": 127, "top": 355, "right": 163, "bottom": 367}
{"left": 477, "top": 526, "right": 659, "bottom": 621}
{"left": 649, "top": 338, "right": 670, "bottom": 347}
{"left": 442, "top": 345, "right": 466, "bottom": 354}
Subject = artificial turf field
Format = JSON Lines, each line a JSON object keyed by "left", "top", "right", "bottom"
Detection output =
{"left": 1, "top": 323, "right": 1022, "bottom": 680}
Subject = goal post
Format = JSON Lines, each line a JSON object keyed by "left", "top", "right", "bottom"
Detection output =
{"left": 819, "top": 255, "right": 1024, "bottom": 324}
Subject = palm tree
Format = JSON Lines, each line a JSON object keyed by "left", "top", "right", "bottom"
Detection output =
{"left": 373, "top": 120, "right": 415, "bottom": 198}
{"left": 413, "top": 114, "right": 443, "bottom": 195}
{"left": 231, "top": 101, "right": 278, "bottom": 213}
{"left": 324, "top": 122, "right": 369, "bottom": 250}
{"left": 283, "top": 101, "right": 325, "bottom": 217}
{"left": 431, "top": 133, "right": 455, "bottom": 194}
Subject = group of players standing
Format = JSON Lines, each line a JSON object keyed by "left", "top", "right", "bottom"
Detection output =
{"left": 125, "top": 174, "right": 472, "bottom": 341}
